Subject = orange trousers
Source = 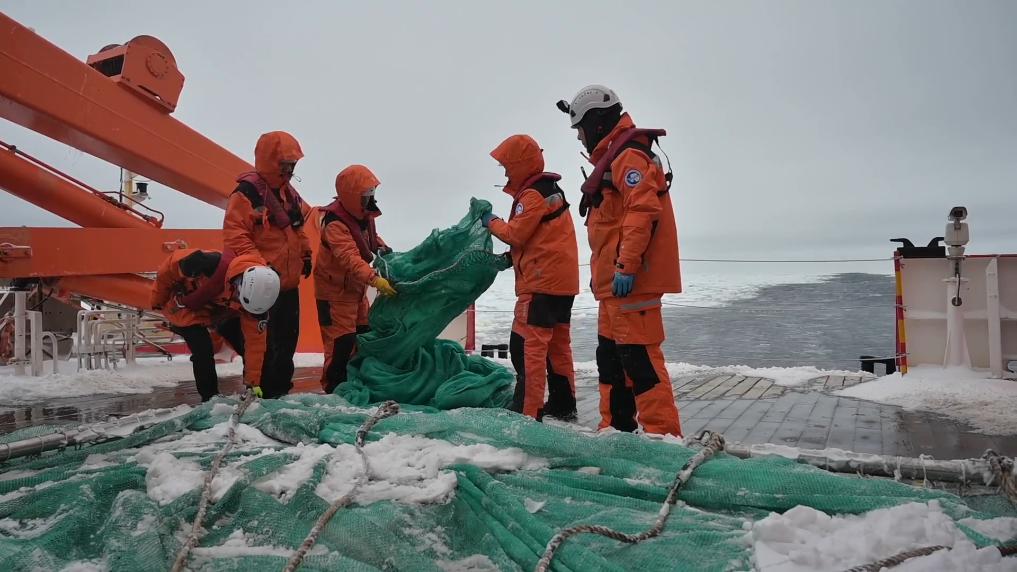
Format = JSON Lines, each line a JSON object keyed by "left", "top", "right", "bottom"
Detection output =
{"left": 597, "top": 295, "right": 682, "bottom": 436}
{"left": 317, "top": 297, "right": 370, "bottom": 393}
{"left": 509, "top": 294, "right": 577, "bottom": 420}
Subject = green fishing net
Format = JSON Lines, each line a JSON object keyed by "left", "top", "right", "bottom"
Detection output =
{"left": 336, "top": 199, "right": 514, "bottom": 410}
{"left": 0, "top": 398, "right": 1013, "bottom": 571}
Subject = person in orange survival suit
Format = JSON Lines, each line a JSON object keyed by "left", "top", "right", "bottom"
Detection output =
{"left": 482, "top": 135, "right": 581, "bottom": 422}
{"left": 223, "top": 131, "right": 312, "bottom": 399}
{"left": 215, "top": 254, "right": 282, "bottom": 398}
{"left": 151, "top": 249, "right": 245, "bottom": 401}
{"left": 314, "top": 165, "right": 398, "bottom": 393}
{"left": 557, "top": 85, "right": 683, "bottom": 436}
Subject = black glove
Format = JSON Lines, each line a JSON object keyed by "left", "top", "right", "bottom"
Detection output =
{"left": 302, "top": 257, "right": 312, "bottom": 278}
{"left": 496, "top": 251, "right": 512, "bottom": 271}
{"left": 376, "top": 246, "right": 393, "bottom": 257}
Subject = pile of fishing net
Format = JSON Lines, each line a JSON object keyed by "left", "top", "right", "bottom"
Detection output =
{"left": 336, "top": 198, "right": 514, "bottom": 410}
{"left": 1, "top": 398, "right": 1014, "bottom": 571}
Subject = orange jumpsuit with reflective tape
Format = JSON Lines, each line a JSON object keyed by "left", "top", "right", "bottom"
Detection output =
{"left": 314, "top": 165, "right": 387, "bottom": 393}
{"left": 222, "top": 131, "right": 310, "bottom": 398}
{"left": 586, "top": 114, "right": 682, "bottom": 436}
{"left": 489, "top": 135, "right": 580, "bottom": 420}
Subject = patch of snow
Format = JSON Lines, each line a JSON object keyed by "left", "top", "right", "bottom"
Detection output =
{"left": 404, "top": 524, "right": 452, "bottom": 556}
{"left": 59, "top": 560, "right": 108, "bottom": 572}
{"left": 144, "top": 452, "right": 203, "bottom": 506}
{"left": 209, "top": 402, "right": 237, "bottom": 416}
{"left": 133, "top": 422, "right": 281, "bottom": 460}
{"left": 315, "top": 433, "right": 543, "bottom": 506}
{"left": 0, "top": 513, "right": 64, "bottom": 539}
{"left": 437, "top": 554, "right": 500, "bottom": 572}
{"left": 523, "top": 498, "right": 546, "bottom": 513}
{"left": 0, "top": 358, "right": 237, "bottom": 403}
{"left": 254, "top": 443, "right": 335, "bottom": 502}
{"left": 131, "top": 514, "right": 157, "bottom": 537}
{"left": 0, "top": 468, "right": 40, "bottom": 482}
{"left": 663, "top": 362, "right": 863, "bottom": 387}
{"left": 958, "top": 517, "right": 1017, "bottom": 542}
{"left": 0, "top": 353, "right": 323, "bottom": 404}
{"left": 81, "top": 454, "right": 118, "bottom": 470}
{"left": 577, "top": 359, "right": 860, "bottom": 388}
{"left": 838, "top": 365, "right": 1017, "bottom": 435}
{"left": 191, "top": 528, "right": 294, "bottom": 559}
{"left": 751, "top": 501, "right": 1017, "bottom": 572}
{"left": 209, "top": 464, "right": 244, "bottom": 503}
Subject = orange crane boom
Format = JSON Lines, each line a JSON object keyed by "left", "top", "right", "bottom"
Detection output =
{"left": 0, "top": 13, "right": 247, "bottom": 207}
{"left": 0, "top": 12, "right": 323, "bottom": 351}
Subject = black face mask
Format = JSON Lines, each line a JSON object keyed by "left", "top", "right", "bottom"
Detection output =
{"left": 577, "top": 104, "right": 623, "bottom": 154}
{"left": 179, "top": 251, "right": 222, "bottom": 278}
{"left": 365, "top": 196, "right": 380, "bottom": 213}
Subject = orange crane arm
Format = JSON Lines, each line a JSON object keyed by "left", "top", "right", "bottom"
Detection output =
{"left": 0, "top": 12, "right": 250, "bottom": 209}
{"left": 0, "top": 142, "right": 159, "bottom": 229}
{"left": 0, "top": 227, "right": 222, "bottom": 277}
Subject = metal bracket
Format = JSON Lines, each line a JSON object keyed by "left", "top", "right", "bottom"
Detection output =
{"left": 162, "top": 239, "right": 188, "bottom": 251}
{"left": 0, "top": 242, "right": 32, "bottom": 261}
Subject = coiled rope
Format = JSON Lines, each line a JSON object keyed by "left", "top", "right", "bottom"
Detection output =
{"left": 282, "top": 400, "right": 400, "bottom": 572}
{"left": 533, "top": 430, "right": 726, "bottom": 572}
{"left": 842, "top": 546, "right": 948, "bottom": 572}
{"left": 984, "top": 449, "right": 1017, "bottom": 506}
{"left": 171, "top": 389, "right": 256, "bottom": 572}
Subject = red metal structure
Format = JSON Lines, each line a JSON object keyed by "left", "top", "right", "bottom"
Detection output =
{"left": 0, "top": 12, "right": 323, "bottom": 351}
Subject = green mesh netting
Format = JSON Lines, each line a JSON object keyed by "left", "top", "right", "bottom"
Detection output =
{"left": 337, "top": 199, "right": 514, "bottom": 410}
{"left": 0, "top": 398, "right": 1014, "bottom": 571}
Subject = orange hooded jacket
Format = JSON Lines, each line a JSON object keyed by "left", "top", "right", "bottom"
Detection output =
{"left": 223, "top": 131, "right": 312, "bottom": 292}
{"left": 314, "top": 165, "right": 388, "bottom": 302}
{"left": 586, "top": 114, "right": 681, "bottom": 300}
{"left": 488, "top": 135, "right": 579, "bottom": 297}
{"left": 151, "top": 249, "right": 215, "bottom": 328}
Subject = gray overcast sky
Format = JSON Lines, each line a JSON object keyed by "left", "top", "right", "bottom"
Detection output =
{"left": 2, "top": 1, "right": 1014, "bottom": 266}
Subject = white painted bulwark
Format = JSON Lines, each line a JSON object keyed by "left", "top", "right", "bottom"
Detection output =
{"left": 900, "top": 255, "right": 1017, "bottom": 375}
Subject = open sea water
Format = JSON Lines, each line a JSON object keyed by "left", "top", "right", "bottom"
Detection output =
{"left": 475, "top": 261, "right": 897, "bottom": 372}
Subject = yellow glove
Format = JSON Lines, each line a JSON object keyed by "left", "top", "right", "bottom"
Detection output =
{"left": 371, "top": 276, "right": 397, "bottom": 297}
{"left": 251, "top": 386, "right": 263, "bottom": 399}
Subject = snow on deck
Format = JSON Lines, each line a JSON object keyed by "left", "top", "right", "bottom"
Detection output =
{"left": 0, "top": 358, "right": 1015, "bottom": 460}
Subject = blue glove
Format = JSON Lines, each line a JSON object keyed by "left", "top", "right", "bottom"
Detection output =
{"left": 612, "top": 272, "right": 635, "bottom": 298}
{"left": 481, "top": 212, "right": 499, "bottom": 228}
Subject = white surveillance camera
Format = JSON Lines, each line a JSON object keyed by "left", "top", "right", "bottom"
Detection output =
{"left": 948, "top": 206, "right": 967, "bottom": 222}
{"left": 944, "top": 206, "right": 969, "bottom": 252}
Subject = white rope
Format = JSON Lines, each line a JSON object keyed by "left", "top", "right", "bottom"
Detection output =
{"left": 282, "top": 401, "right": 400, "bottom": 572}
{"left": 533, "top": 431, "right": 726, "bottom": 572}
{"left": 171, "top": 389, "right": 255, "bottom": 572}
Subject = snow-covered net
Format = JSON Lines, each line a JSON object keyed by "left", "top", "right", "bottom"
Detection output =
{"left": 337, "top": 198, "right": 515, "bottom": 410}
{"left": 1, "top": 396, "right": 1015, "bottom": 571}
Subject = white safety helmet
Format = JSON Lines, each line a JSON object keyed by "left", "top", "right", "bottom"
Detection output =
{"left": 564, "top": 84, "right": 621, "bottom": 127}
{"left": 237, "top": 266, "right": 280, "bottom": 314}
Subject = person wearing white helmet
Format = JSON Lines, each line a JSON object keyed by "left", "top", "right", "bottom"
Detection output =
{"left": 152, "top": 251, "right": 281, "bottom": 399}
{"left": 557, "top": 85, "right": 684, "bottom": 436}
{"left": 151, "top": 249, "right": 245, "bottom": 402}
{"left": 221, "top": 255, "right": 281, "bottom": 398}
{"left": 236, "top": 265, "right": 282, "bottom": 315}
